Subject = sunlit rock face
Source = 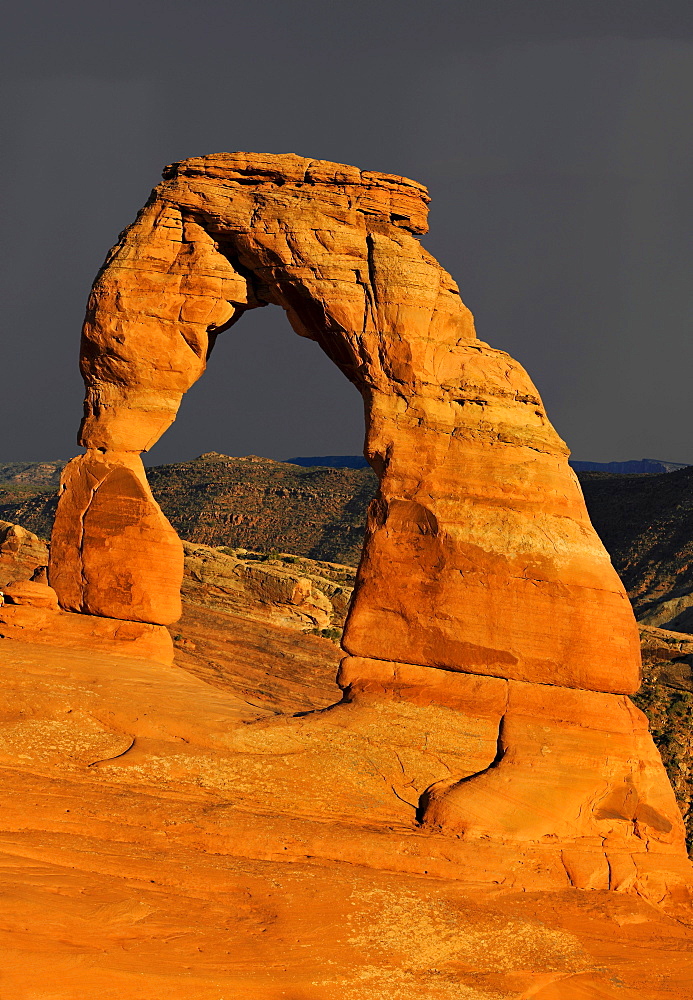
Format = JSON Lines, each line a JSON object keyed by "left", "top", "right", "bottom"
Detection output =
{"left": 51, "top": 152, "right": 638, "bottom": 691}
{"left": 46, "top": 153, "right": 691, "bottom": 870}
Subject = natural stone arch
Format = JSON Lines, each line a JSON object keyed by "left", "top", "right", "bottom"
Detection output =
{"left": 50, "top": 152, "right": 637, "bottom": 692}
{"left": 47, "top": 153, "right": 689, "bottom": 859}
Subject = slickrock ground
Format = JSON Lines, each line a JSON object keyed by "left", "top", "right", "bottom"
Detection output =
{"left": 171, "top": 598, "right": 342, "bottom": 712}
{"left": 1, "top": 632, "right": 693, "bottom": 998}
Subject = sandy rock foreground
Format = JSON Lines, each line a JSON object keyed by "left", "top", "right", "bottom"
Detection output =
{"left": 1, "top": 622, "right": 692, "bottom": 999}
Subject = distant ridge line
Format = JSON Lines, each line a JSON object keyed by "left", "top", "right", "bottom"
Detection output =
{"left": 286, "top": 456, "right": 690, "bottom": 475}
{"left": 570, "top": 459, "right": 690, "bottom": 475}
{"left": 286, "top": 456, "right": 370, "bottom": 469}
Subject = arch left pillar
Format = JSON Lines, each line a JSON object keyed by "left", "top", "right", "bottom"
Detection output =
{"left": 49, "top": 201, "right": 261, "bottom": 625}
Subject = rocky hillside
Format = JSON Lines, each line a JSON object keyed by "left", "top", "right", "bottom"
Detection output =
{"left": 579, "top": 467, "right": 693, "bottom": 630}
{"left": 0, "top": 461, "right": 66, "bottom": 541}
{"left": 145, "top": 453, "right": 376, "bottom": 566}
{"left": 0, "top": 453, "right": 378, "bottom": 559}
{"left": 0, "top": 460, "right": 65, "bottom": 497}
{"left": 636, "top": 626, "right": 693, "bottom": 851}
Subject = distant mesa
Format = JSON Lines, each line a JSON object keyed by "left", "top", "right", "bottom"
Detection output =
{"left": 287, "top": 455, "right": 690, "bottom": 474}
{"left": 570, "top": 458, "right": 689, "bottom": 475}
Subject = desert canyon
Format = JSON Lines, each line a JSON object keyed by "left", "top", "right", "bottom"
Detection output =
{"left": 1, "top": 152, "right": 692, "bottom": 999}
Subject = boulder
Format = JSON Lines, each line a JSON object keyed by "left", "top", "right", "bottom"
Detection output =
{"left": 0, "top": 520, "right": 48, "bottom": 588}
{"left": 49, "top": 452, "right": 182, "bottom": 625}
{"left": 4, "top": 580, "right": 59, "bottom": 610}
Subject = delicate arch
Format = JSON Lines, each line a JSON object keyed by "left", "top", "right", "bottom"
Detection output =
{"left": 49, "top": 152, "right": 640, "bottom": 695}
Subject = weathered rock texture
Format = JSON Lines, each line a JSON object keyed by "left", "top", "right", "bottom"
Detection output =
{"left": 2, "top": 636, "right": 693, "bottom": 998}
{"left": 47, "top": 153, "right": 690, "bottom": 869}
{"left": 50, "top": 452, "right": 182, "bottom": 624}
{"left": 173, "top": 568, "right": 344, "bottom": 712}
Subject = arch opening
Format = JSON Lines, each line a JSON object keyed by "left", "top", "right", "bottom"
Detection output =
{"left": 144, "top": 299, "right": 366, "bottom": 468}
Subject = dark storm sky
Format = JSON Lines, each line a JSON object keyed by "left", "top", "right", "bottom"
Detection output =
{"left": 2, "top": 1, "right": 692, "bottom": 465}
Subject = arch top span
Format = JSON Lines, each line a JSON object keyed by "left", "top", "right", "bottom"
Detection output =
{"left": 161, "top": 151, "right": 432, "bottom": 233}
{"left": 77, "top": 151, "right": 474, "bottom": 457}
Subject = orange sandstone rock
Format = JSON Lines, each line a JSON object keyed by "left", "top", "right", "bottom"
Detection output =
{"left": 421, "top": 681, "right": 685, "bottom": 852}
{"left": 0, "top": 637, "right": 692, "bottom": 997}
{"left": 45, "top": 152, "right": 686, "bottom": 860}
{"left": 4, "top": 579, "right": 59, "bottom": 610}
{"left": 53, "top": 152, "right": 638, "bottom": 693}
{"left": 0, "top": 603, "right": 173, "bottom": 664}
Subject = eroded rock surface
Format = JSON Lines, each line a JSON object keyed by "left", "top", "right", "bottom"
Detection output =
{"left": 53, "top": 152, "right": 638, "bottom": 688}
{"left": 50, "top": 452, "right": 182, "bottom": 625}
{"left": 0, "top": 635, "right": 692, "bottom": 997}
{"left": 3, "top": 540, "right": 693, "bottom": 990}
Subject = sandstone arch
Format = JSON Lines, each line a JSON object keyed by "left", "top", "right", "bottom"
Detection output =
{"left": 50, "top": 152, "right": 638, "bottom": 692}
{"left": 48, "top": 153, "right": 690, "bottom": 863}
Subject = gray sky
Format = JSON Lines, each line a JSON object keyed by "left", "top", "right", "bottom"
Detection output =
{"left": 2, "top": 0, "right": 692, "bottom": 465}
